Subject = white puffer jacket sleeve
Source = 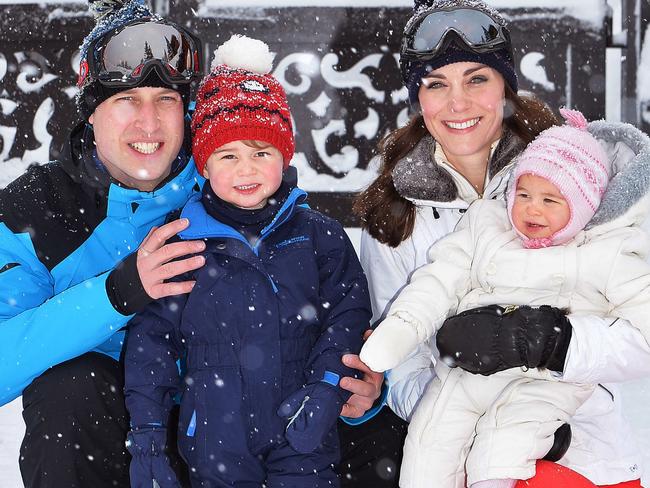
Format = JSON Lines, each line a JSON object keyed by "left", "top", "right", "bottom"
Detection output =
{"left": 563, "top": 316, "right": 650, "bottom": 384}
{"left": 360, "top": 229, "right": 437, "bottom": 421}
{"left": 359, "top": 202, "right": 468, "bottom": 420}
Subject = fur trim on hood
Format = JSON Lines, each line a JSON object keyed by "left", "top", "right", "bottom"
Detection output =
{"left": 391, "top": 129, "right": 525, "bottom": 203}
{"left": 586, "top": 120, "right": 650, "bottom": 231}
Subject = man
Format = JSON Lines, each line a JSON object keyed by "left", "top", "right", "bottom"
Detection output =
{"left": 0, "top": 0, "right": 205, "bottom": 485}
{"left": 0, "top": 1, "right": 383, "bottom": 486}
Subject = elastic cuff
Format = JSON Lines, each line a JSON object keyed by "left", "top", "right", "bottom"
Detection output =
{"left": 106, "top": 252, "right": 152, "bottom": 315}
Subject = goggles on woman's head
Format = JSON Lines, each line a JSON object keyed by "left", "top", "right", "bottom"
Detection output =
{"left": 399, "top": 6, "right": 512, "bottom": 82}
{"left": 79, "top": 19, "right": 203, "bottom": 88}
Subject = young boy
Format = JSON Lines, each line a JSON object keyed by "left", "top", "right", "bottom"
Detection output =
{"left": 123, "top": 35, "right": 371, "bottom": 488}
{"left": 360, "top": 109, "right": 650, "bottom": 488}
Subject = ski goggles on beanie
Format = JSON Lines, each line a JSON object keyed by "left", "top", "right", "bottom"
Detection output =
{"left": 400, "top": 6, "right": 512, "bottom": 82}
{"left": 78, "top": 19, "right": 202, "bottom": 89}
{"left": 400, "top": 5, "right": 517, "bottom": 105}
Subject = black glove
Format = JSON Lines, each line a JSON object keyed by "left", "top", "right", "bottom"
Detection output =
{"left": 436, "top": 305, "right": 572, "bottom": 376}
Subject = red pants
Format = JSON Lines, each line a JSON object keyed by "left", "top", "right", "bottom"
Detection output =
{"left": 515, "top": 461, "right": 642, "bottom": 488}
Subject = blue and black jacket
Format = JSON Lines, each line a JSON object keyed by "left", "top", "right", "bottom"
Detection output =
{"left": 124, "top": 182, "right": 371, "bottom": 458}
{"left": 0, "top": 122, "right": 201, "bottom": 405}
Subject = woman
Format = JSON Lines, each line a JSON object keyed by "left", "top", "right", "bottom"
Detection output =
{"left": 354, "top": 1, "right": 650, "bottom": 487}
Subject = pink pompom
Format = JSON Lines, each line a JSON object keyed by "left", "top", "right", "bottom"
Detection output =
{"left": 559, "top": 108, "right": 588, "bottom": 130}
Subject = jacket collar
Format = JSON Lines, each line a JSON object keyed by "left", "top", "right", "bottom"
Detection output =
{"left": 391, "top": 129, "right": 525, "bottom": 208}
{"left": 178, "top": 187, "right": 308, "bottom": 244}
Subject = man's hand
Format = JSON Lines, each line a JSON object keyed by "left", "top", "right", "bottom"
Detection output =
{"left": 137, "top": 218, "right": 205, "bottom": 299}
{"left": 339, "top": 330, "right": 384, "bottom": 418}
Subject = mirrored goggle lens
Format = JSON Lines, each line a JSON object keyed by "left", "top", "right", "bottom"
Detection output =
{"left": 96, "top": 22, "right": 200, "bottom": 83}
{"left": 409, "top": 9, "right": 505, "bottom": 54}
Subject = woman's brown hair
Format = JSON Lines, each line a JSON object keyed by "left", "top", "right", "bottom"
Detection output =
{"left": 352, "top": 86, "right": 560, "bottom": 247}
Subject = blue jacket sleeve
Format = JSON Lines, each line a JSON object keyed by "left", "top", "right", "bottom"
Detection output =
{"left": 0, "top": 224, "right": 132, "bottom": 405}
{"left": 124, "top": 293, "right": 187, "bottom": 427}
{"left": 305, "top": 219, "right": 372, "bottom": 390}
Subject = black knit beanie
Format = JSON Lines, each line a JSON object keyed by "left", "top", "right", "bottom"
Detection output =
{"left": 76, "top": 0, "right": 192, "bottom": 119}
{"left": 402, "top": 0, "right": 518, "bottom": 105}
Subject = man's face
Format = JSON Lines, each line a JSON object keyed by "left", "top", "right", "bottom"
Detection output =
{"left": 89, "top": 87, "right": 185, "bottom": 191}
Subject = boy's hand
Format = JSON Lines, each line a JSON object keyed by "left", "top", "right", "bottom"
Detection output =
{"left": 126, "top": 427, "right": 181, "bottom": 488}
{"left": 339, "top": 330, "right": 384, "bottom": 418}
{"left": 278, "top": 382, "right": 343, "bottom": 453}
{"left": 137, "top": 218, "right": 206, "bottom": 299}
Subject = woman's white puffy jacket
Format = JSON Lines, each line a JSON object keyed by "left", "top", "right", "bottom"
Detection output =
{"left": 359, "top": 122, "right": 650, "bottom": 485}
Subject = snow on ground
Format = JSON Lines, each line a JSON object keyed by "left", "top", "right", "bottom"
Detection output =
{"left": 0, "top": 398, "right": 24, "bottom": 488}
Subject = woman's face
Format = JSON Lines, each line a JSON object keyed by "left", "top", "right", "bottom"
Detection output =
{"left": 418, "top": 62, "right": 505, "bottom": 166}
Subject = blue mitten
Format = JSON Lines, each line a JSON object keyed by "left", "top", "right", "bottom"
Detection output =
{"left": 277, "top": 379, "right": 345, "bottom": 453}
{"left": 126, "top": 427, "right": 181, "bottom": 488}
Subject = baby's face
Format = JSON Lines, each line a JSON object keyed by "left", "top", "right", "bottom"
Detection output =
{"left": 511, "top": 174, "right": 570, "bottom": 240}
{"left": 203, "top": 140, "right": 284, "bottom": 209}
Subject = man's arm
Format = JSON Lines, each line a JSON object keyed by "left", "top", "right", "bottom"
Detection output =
{"left": 0, "top": 219, "right": 204, "bottom": 405}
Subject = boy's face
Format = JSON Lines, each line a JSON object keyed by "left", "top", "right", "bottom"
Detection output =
{"left": 511, "top": 174, "right": 571, "bottom": 240}
{"left": 203, "top": 140, "right": 284, "bottom": 209}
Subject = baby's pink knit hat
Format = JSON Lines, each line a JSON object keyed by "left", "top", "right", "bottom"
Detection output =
{"left": 507, "top": 108, "right": 610, "bottom": 248}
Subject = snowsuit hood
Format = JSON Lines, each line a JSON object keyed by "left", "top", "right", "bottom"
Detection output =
{"left": 586, "top": 120, "right": 650, "bottom": 231}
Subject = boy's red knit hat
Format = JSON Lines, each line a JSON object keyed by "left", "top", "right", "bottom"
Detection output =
{"left": 191, "top": 35, "right": 294, "bottom": 174}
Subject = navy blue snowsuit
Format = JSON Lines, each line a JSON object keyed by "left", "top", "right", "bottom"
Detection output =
{"left": 124, "top": 184, "right": 371, "bottom": 487}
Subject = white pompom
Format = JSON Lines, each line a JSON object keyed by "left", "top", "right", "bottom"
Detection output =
{"left": 211, "top": 34, "right": 275, "bottom": 74}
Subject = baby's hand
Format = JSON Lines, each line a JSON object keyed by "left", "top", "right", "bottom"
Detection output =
{"left": 359, "top": 316, "right": 419, "bottom": 372}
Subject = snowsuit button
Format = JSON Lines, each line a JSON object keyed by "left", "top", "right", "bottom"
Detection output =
{"left": 216, "top": 243, "right": 226, "bottom": 250}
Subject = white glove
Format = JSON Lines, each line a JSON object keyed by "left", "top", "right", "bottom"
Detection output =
{"left": 360, "top": 316, "right": 420, "bottom": 372}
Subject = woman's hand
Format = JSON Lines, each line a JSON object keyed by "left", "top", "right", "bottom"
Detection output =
{"left": 436, "top": 305, "right": 573, "bottom": 375}
{"left": 339, "top": 330, "right": 385, "bottom": 418}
